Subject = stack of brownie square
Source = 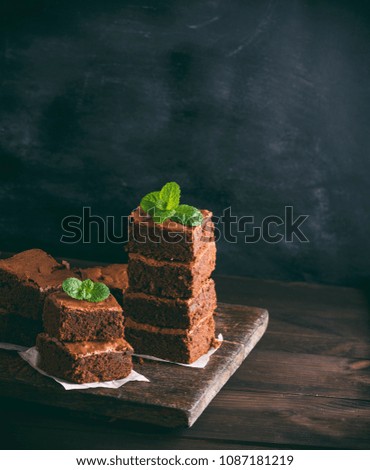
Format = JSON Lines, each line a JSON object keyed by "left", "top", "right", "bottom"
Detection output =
{"left": 123, "top": 207, "right": 217, "bottom": 364}
{"left": 0, "top": 249, "right": 73, "bottom": 346}
{"left": 37, "top": 289, "right": 133, "bottom": 383}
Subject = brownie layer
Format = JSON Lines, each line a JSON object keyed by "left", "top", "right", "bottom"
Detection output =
{"left": 125, "top": 315, "right": 215, "bottom": 363}
{"left": 0, "top": 308, "right": 42, "bottom": 346}
{"left": 0, "top": 249, "right": 73, "bottom": 320}
{"left": 127, "top": 207, "right": 215, "bottom": 262}
{"left": 43, "top": 292, "right": 124, "bottom": 342}
{"left": 123, "top": 278, "right": 217, "bottom": 328}
{"left": 77, "top": 264, "right": 128, "bottom": 307}
{"left": 128, "top": 242, "right": 216, "bottom": 299}
{"left": 36, "top": 333, "right": 133, "bottom": 383}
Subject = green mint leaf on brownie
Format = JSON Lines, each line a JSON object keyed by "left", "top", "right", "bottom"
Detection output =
{"left": 139, "top": 182, "right": 203, "bottom": 225}
{"left": 159, "top": 182, "right": 181, "bottom": 210}
{"left": 150, "top": 208, "right": 176, "bottom": 224}
{"left": 89, "top": 282, "right": 110, "bottom": 302}
{"left": 171, "top": 204, "right": 203, "bottom": 226}
{"left": 62, "top": 277, "right": 83, "bottom": 299}
{"left": 140, "top": 191, "right": 162, "bottom": 213}
{"left": 79, "top": 279, "right": 95, "bottom": 300}
{"left": 62, "top": 277, "right": 110, "bottom": 302}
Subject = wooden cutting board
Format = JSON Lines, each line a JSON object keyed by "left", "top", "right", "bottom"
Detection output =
{"left": 0, "top": 303, "right": 268, "bottom": 428}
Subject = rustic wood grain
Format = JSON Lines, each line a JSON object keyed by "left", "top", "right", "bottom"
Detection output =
{"left": 185, "top": 391, "right": 370, "bottom": 449}
{"left": 0, "top": 303, "right": 269, "bottom": 428}
{"left": 224, "top": 350, "right": 370, "bottom": 400}
{"left": 260, "top": 331, "right": 370, "bottom": 358}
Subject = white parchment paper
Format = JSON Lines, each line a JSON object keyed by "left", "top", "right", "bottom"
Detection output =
{"left": 18, "top": 346, "right": 149, "bottom": 390}
{"left": 133, "top": 333, "right": 223, "bottom": 368}
{"left": 0, "top": 342, "right": 28, "bottom": 351}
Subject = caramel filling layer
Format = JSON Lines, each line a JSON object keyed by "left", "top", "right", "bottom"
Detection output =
{"left": 125, "top": 278, "right": 215, "bottom": 306}
{"left": 64, "top": 337, "right": 132, "bottom": 357}
{"left": 125, "top": 312, "right": 214, "bottom": 336}
{"left": 128, "top": 241, "right": 216, "bottom": 268}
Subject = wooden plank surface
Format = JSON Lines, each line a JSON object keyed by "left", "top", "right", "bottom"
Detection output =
{"left": 1, "top": 273, "right": 369, "bottom": 449}
{"left": 0, "top": 303, "right": 269, "bottom": 428}
{"left": 186, "top": 392, "right": 370, "bottom": 449}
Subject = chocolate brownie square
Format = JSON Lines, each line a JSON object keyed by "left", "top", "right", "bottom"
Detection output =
{"left": 77, "top": 264, "right": 128, "bottom": 307}
{"left": 36, "top": 333, "right": 133, "bottom": 383}
{"left": 127, "top": 207, "right": 215, "bottom": 262}
{"left": 43, "top": 292, "right": 124, "bottom": 342}
{"left": 123, "top": 278, "right": 217, "bottom": 328}
{"left": 0, "top": 308, "right": 42, "bottom": 346}
{"left": 125, "top": 314, "right": 216, "bottom": 364}
{"left": 0, "top": 249, "right": 73, "bottom": 320}
{"left": 127, "top": 242, "right": 216, "bottom": 299}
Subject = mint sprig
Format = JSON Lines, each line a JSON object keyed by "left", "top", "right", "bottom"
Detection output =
{"left": 171, "top": 204, "right": 203, "bottom": 227}
{"left": 152, "top": 208, "right": 176, "bottom": 224}
{"left": 140, "top": 191, "right": 163, "bottom": 212}
{"left": 139, "top": 182, "right": 203, "bottom": 227}
{"left": 140, "top": 182, "right": 180, "bottom": 214}
{"left": 159, "top": 182, "right": 180, "bottom": 210}
{"left": 62, "top": 278, "right": 110, "bottom": 303}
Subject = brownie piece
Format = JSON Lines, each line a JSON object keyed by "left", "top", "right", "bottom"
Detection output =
{"left": 77, "top": 264, "right": 128, "bottom": 307}
{"left": 36, "top": 333, "right": 133, "bottom": 383}
{"left": 127, "top": 207, "right": 214, "bottom": 262}
{"left": 128, "top": 242, "right": 216, "bottom": 299}
{"left": 125, "top": 314, "right": 215, "bottom": 364}
{"left": 123, "top": 279, "right": 217, "bottom": 328}
{"left": 0, "top": 308, "right": 42, "bottom": 346}
{"left": 0, "top": 249, "right": 73, "bottom": 320}
{"left": 43, "top": 292, "right": 124, "bottom": 342}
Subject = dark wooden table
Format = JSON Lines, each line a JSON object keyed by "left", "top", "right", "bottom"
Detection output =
{"left": 1, "top": 275, "right": 369, "bottom": 449}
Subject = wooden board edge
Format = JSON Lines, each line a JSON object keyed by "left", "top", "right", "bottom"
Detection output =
{"left": 186, "top": 309, "right": 269, "bottom": 427}
{"left": 0, "top": 378, "right": 190, "bottom": 428}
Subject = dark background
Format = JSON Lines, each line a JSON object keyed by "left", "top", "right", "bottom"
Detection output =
{"left": 0, "top": 0, "right": 369, "bottom": 286}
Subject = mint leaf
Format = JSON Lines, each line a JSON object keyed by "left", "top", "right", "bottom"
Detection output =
{"left": 150, "top": 208, "right": 176, "bottom": 224}
{"left": 80, "top": 279, "right": 94, "bottom": 300}
{"left": 159, "top": 182, "right": 180, "bottom": 210}
{"left": 62, "top": 277, "right": 110, "bottom": 302}
{"left": 139, "top": 182, "right": 203, "bottom": 226}
{"left": 171, "top": 204, "right": 203, "bottom": 226}
{"left": 62, "top": 277, "right": 83, "bottom": 299}
{"left": 140, "top": 191, "right": 162, "bottom": 213}
{"left": 140, "top": 184, "right": 179, "bottom": 222}
{"left": 89, "top": 282, "right": 110, "bottom": 302}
